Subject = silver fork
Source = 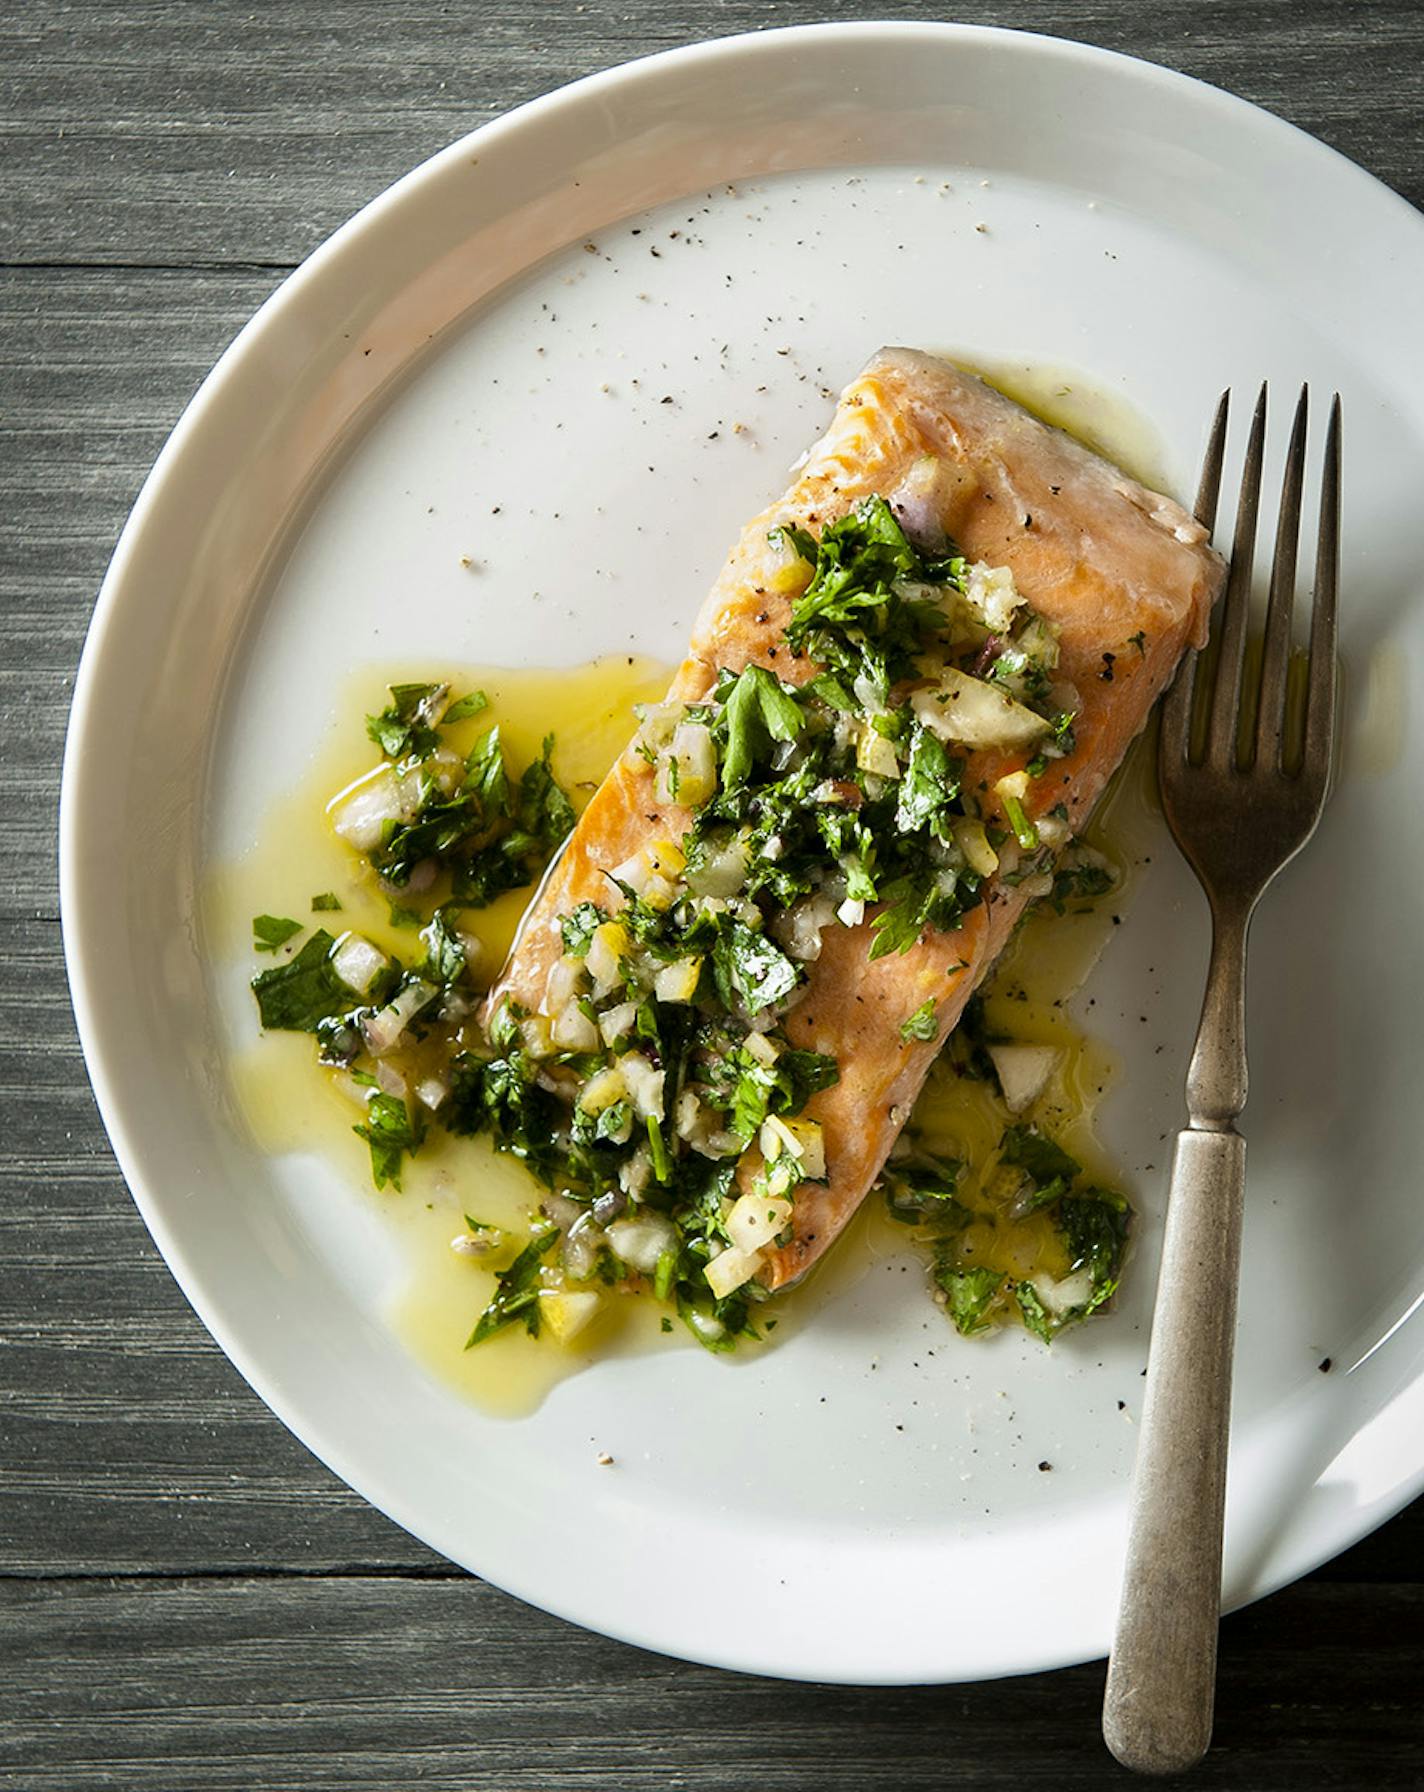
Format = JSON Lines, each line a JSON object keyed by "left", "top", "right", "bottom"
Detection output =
{"left": 1101, "top": 385, "right": 1341, "bottom": 1775}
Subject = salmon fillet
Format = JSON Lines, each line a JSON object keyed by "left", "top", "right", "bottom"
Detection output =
{"left": 485, "top": 349, "right": 1224, "bottom": 1290}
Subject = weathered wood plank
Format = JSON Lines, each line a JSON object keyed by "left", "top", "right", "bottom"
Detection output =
{"left": 3, "top": 1576, "right": 1421, "bottom": 1790}
{"left": 0, "top": 267, "right": 287, "bottom": 916}
{"left": 2, "top": 0, "right": 1421, "bottom": 270}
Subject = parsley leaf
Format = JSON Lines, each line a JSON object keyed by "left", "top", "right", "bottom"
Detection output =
{"left": 465, "top": 1228, "right": 561, "bottom": 1347}
{"left": 252, "top": 914, "right": 303, "bottom": 954}
{"left": 310, "top": 892, "right": 342, "bottom": 913}
{"left": 560, "top": 902, "right": 605, "bottom": 957}
{"left": 517, "top": 734, "right": 576, "bottom": 851}
{"left": 1001, "top": 1125, "right": 1081, "bottom": 1191}
{"left": 788, "top": 496, "right": 920, "bottom": 633}
{"left": 1015, "top": 1281, "right": 1055, "bottom": 1342}
{"left": 894, "top": 724, "right": 960, "bottom": 835}
{"left": 867, "top": 867, "right": 976, "bottom": 961}
{"left": 711, "top": 920, "right": 801, "bottom": 1014}
{"left": 366, "top": 682, "right": 447, "bottom": 759}
{"left": 936, "top": 1265, "right": 1006, "bottom": 1336}
{"left": 251, "top": 930, "right": 353, "bottom": 1031}
{"left": 1059, "top": 1189, "right": 1131, "bottom": 1298}
{"left": 463, "top": 725, "right": 512, "bottom": 816}
{"left": 899, "top": 999, "right": 939, "bottom": 1043}
{"left": 442, "top": 689, "right": 489, "bottom": 724}
{"left": 882, "top": 1153, "right": 965, "bottom": 1227}
{"left": 719, "top": 665, "right": 806, "bottom": 790}
{"left": 352, "top": 1091, "right": 424, "bottom": 1191}
{"left": 1048, "top": 859, "right": 1115, "bottom": 913}
{"left": 419, "top": 909, "right": 468, "bottom": 985}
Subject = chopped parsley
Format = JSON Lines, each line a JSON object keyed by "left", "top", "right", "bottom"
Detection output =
{"left": 442, "top": 689, "right": 489, "bottom": 723}
{"left": 353, "top": 1092, "right": 424, "bottom": 1191}
{"left": 465, "top": 1228, "right": 560, "bottom": 1347}
{"left": 252, "top": 914, "right": 303, "bottom": 954}
{"left": 366, "top": 682, "right": 448, "bottom": 760}
{"left": 937, "top": 1265, "right": 1006, "bottom": 1336}
{"left": 899, "top": 999, "right": 939, "bottom": 1043}
{"left": 251, "top": 930, "right": 354, "bottom": 1031}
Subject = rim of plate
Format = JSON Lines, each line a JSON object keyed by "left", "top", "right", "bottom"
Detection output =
{"left": 60, "top": 21, "right": 1424, "bottom": 1683}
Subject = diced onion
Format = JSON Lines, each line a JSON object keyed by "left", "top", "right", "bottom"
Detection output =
{"left": 561, "top": 1213, "right": 606, "bottom": 1282}
{"left": 856, "top": 722, "right": 900, "bottom": 777}
{"left": 552, "top": 1006, "right": 599, "bottom": 1053}
{"left": 537, "top": 1288, "right": 603, "bottom": 1344}
{"left": 912, "top": 673, "right": 1050, "bottom": 751}
{"left": 743, "top": 1031, "right": 780, "bottom": 1068}
{"left": 541, "top": 1191, "right": 585, "bottom": 1229}
{"left": 519, "top": 1014, "right": 555, "bottom": 1059}
{"left": 362, "top": 979, "right": 438, "bottom": 1056}
{"left": 704, "top": 1241, "right": 766, "bottom": 1299}
{"left": 618, "top": 1144, "right": 652, "bottom": 1199}
{"left": 450, "top": 1228, "right": 500, "bottom": 1258}
{"left": 686, "top": 834, "right": 749, "bottom": 899}
{"left": 775, "top": 894, "right": 836, "bottom": 963}
{"left": 836, "top": 896, "right": 865, "bottom": 928}
{"left": 674, "top": 1088, "right": 704, "bottom": 1141}
{"left": 578, "top": 1066, "right": 627, "bottom": 1114}
{"left": 328, "top": 766, "right": 422, "bottom": 851}
{"left": 618, "top": 1052, "right": 665, "bottom": 1120}
{"left": 331, "top": 933, "right": 387, "bottom": 996}
{"left": 963, "top": 561, "right": 1026, "bottom": 632}
{"left": 374, "top": 1061, "right": 408, "bottom": 1099}
{"left": 606, "top": 1214, "right": 678, "bottom": 1274}
{"left": 633, "top": 701, "right": 686, "bottom": 757}
{"left": 586, "top": 922, "right": 629, "bottom": 993}
{"left": 654, "top": 957, "right": 702, "bottom": 1003}
{"left": 611, "top": 851, "right": 650, "bottom": 895}
{"left": 415, "top": 1073, "right": 450, "bottom": 1112}
{"left": 952, "top": 818, "right": 1000, "bottom": 878}
{"left": 1017, "top": 614, "right": 1061, "bottom": 671}
{"left": 987, "top": 1043, "right": 1061, "bottom": 1115}
{"left": 726, "top": 1190, "right": 794, "bottom": 1254}
{"left": 655, "top": 722, "right": 717, "bottom": 808}
{"left": 684, "top": 1307, "right": 726, "bottom": 1345}
{"left": 598, "top": 1002, "right": 637, "bottom": 1046}
{"left": 1032, "top": 1267, "right": 1097, "bottom": 1318}
{"left": 889, "top": 455, "right": 954, "bottom": 553}
{"left": 545, "top": 954, "right": 586, "bottom": 1012}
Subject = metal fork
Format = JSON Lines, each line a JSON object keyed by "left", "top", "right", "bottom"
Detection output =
{"left": 1101, "top": 386, "right": 1341, "bottom": 1775}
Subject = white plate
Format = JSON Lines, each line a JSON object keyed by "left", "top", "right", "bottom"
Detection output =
{"left": 62, "top": 24, "right": 1424, "bottom": 1684}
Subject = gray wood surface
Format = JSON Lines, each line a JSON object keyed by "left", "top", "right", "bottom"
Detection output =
{"left": 3, "top": 2, "right": 1422, "bottom": 1787}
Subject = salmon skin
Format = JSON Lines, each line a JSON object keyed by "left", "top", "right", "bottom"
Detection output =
{"left": 485, "top": 349, "right": 1224, "bottom": 1294}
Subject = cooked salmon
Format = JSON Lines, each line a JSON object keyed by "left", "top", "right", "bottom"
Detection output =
{"left": 484, "top": 349, "right": 1224, "bottom": 1290}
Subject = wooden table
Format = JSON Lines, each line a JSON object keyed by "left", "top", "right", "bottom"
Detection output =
{"left": 4, "top": 4, "right": 1422, "bottom": 1785}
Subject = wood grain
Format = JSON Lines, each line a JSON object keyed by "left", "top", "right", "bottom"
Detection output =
{"left": 4, "top": 1576, "right": 1423, "bottom": 1791}
{"left": 2, "top": 2, "right": 1423, "bottom": 1785}
{"left": 2, "top": 0, "right": 1422, "bottom": 271}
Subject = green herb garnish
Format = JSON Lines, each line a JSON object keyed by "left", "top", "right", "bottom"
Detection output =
{"left": 252, "top": 914, "right": 303, "bottom": 954}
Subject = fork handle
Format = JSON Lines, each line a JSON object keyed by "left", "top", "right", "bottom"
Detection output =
{"left": 1102, "top": 1125, "right": 1246, "bottom": 1774}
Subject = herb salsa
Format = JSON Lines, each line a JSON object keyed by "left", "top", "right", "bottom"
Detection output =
{"left": 245, "top": 500, "right": 1132, "bottom": 1366}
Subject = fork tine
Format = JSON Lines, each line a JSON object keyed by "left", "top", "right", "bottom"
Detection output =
{"left": 1204, "top": 385, "right": 1268, "bottom": 768}
{"left": 1160, "top": 391, "right": 1230, "bottom": 771}
{"left": 1302, "top": 394, "right": 1341, "bottom": 784}
{"left": 1254, "top": 386, "right": 1308, "bottom": 771}
{"left": 1192, "top": 390, "right": 1231, "bottom": 534}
